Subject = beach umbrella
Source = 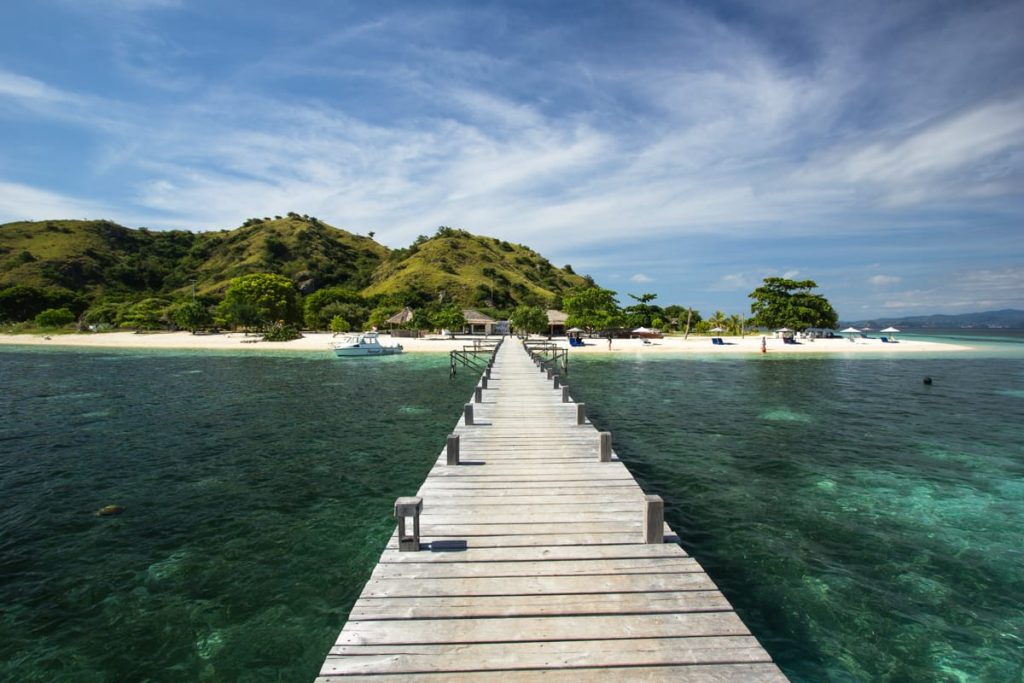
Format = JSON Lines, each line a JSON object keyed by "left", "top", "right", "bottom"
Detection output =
{"left": 567, "top": 327, "right": 583, "bottom": 333}
{"left": 709, "top": 326, "right": 724, "bottom": 333}
{"left": 775, "top": 327, "right": 793, "bottom": 333}
{"left": 881, "top": 326, "right": 900, "bottom": 333}
{"left": 840, "top": 326, "right": 861, "bottom": 340}
{"left": 632, "top": 327, "right": 653, "bottom": 333}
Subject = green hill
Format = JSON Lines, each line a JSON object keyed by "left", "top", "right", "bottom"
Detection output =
{"left": 365, "top": 227, "right": 587, "bottom": 309}
{"left": 0, "top": 219, "right": 587, "bottom": 323}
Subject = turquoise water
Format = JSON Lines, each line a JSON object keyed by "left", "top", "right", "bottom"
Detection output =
{"left": 569, "top": 330, "right": 1024, "bottom": 682}
{"left": 0, "top": 348, "right": 476, "bottom": 682}
{"left": 1, "top": 333, "right": 1022, "bottom": 681}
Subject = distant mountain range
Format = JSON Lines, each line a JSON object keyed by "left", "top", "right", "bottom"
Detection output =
{"left": 843, "top": 309, "right": 1024, "bottom": 329}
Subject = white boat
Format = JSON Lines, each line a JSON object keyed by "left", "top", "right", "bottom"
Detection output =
{"left": 331, "top": 332, "right": 403, "bottom": 357}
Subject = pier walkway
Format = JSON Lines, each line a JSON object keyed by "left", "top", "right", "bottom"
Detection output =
{"left": 318, "top": 339, "right": 786, "bottom": 681}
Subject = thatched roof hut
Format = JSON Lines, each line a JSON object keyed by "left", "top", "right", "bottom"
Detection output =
{"left": 385, "top": 307, "right": 415, "bottom": 327}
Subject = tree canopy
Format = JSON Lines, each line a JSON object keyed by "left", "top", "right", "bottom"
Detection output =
{"left": 564, "top": 287, "right": 622, "bottom": 333}
{"left": 220, "top": 273, "right": 299, "bottom": 331}
{"left": 748, "top": 277, "right": 838, "bottom": 331}
{"left": 510, "top": 305, "right": 548, "bottom": 335}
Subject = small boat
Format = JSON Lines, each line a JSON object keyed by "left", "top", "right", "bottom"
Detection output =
{"left": 331, "top": 332, "right": 403, "bottom": 357}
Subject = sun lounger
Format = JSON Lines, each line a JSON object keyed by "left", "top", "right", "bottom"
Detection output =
{"left": 880, "top": 337, "right": 889, "bottom": 343}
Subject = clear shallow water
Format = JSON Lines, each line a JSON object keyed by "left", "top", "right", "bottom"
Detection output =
{"left": 2, "top": 334, "right": 1022, "bottom": 682}
{"left": 0, "top": 348, "right": 476, "bottom": 682}
{"left": 570, "top": 331, "right": 1024, "bottom": 682}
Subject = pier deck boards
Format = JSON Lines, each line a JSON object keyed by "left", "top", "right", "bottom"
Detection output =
{"left": 318, "top": 340, "right": 786, "bottom": 681}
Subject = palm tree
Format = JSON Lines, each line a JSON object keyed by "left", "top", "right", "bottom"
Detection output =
{"left": 727, "top": 313, "right": 744, "bottom": 336}
{"left": 708, "top": 310, "right": 728, "bottom": 331}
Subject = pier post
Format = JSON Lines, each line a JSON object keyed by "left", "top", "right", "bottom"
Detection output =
{"left": 546, "top": 368, "right": 554, "bottom": 380}
{"left": 599, "top": 432, "right": 612, "bottom": 462}
{"left": 576, "top": 403, "right": 586, "bottom": 425}
{"left": 446, "top": 434, "right": 460, "bottom": 465}
{"left": 553, "top": 375, "right": 560, "bottom": 389}
{"left": 481, "top": 376, "right": 488, "bottom": 389}
{"left": 464, "top": 403, "right": 474, "bottom": 425}
{"left": 395, "top": 496, "right": 423, "bottom": 551}
{"left": 562, "top": 386, "right": 570, "bottom": 403}
{"left": 644, "top": 495, "right": 664, "bottom": 544}
{"left": 474, "top": 386, "right": 483, "bottom": 403}
{"left": 485, "top": 367, "right": 491, "bottom": 380}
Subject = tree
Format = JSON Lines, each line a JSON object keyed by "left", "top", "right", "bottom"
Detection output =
{"left": 171, "top": 301, "right": 213, "bottom": 334}
{"left": 625, "top": 292, "right": 661, "bottom": 328}
{"left": 510, "top": 305, "right": 548, "bottom": 336}
{"left": 330, "top": 315, "right": 350, "bottom": 333}
{"left": 431, "top": 305, "right": 466, "bottom": 337}
{"left": 564, "top": 287, "right": 621, "bottom": 334}
{"left": 748, "top": 277, "right": 838, "bottom": 331}
{"left": 303, "top": 287, "right": 367, "bottom": 329}
{"left": 220, "top": 273, "right": 299, "bottom": 331}
{"left": 119, "top": 298, "right": 171, "bottom": 330}
{"left": 34, "top": 307, "right": 76, "bottom": 328}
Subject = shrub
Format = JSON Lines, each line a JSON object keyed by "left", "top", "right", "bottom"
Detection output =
{"left": 34, "top": 307, "right": 76, "bottom": 328}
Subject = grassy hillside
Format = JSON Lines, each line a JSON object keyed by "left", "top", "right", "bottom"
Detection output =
{"left": 0, "top": 220, "right": 588, "bottom": 325}
{"left": 365, "top": 227, "right": 587, "bottom": 309}
{"left": 0, "top": 215, "right": 386, "bottom": 300}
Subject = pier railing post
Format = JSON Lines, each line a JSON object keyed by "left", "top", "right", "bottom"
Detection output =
{"left": 562, "top": 386, "right": 570, "bottom": 403}
{"left": 464, "top": 403, "right": 474, "bottom": 425}
{"left": 481, "top": 376, "right": 488, "bottom": 389}
{"left": 644, "top": 495, "right": 664, "bottom": 544}
{"left": 576, "top": 403, "right": 586, "bottom": 425}
{"left": 395, "top": 496, "right": 423, "bottom": 551}
{"left": 599, "top": 432, "right": 612, "bottom": 462}
{"left": 446, "top": 434, "right": 460, "bottom": 465}
{"left": 553, "top": 375, "right": 560, "bottom": 389}
{"left": 474, "top": 385, "right": 483, "bottom": 403}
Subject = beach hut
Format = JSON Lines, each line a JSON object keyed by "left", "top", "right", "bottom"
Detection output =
{"left": 462, "top": 309, "right": 497, "bottom": 336}
{"left": 547, "top": 309, "right": 568, "bottom": 336}
{"left": 386, "top": 307, "right": 414, "bottom": 328}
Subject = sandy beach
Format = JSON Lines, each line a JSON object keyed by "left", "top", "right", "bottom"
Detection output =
{"left": 0, "top": 331, "right": 972, "bottom": 354}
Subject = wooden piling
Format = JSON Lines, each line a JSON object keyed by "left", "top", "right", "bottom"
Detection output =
{"left": 644, "top": 494, "right": 664, "bottom": 544}
{"left": 446, "top": 434, "right": 460, "bottom": 466}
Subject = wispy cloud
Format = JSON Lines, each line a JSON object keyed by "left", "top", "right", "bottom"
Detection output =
{"left": 868, "top": 275, "right": 901, "bottom": 286}
{"left": 630, "top": 273, "right": 653, "bottom": 283}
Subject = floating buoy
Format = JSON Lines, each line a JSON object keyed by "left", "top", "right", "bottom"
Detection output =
{"left": 96, "top": 504, "right": 126, "bottom": 516}
{"left": 923, "top": 377, "right": 933, "bottom": 385}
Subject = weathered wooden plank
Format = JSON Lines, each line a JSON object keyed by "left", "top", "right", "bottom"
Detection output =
{"left": 369, "top": 556, "right": 702, "bottom": 579}
{"left": 360, "top": 571, "right": 717, "bottom": 597}
{"left": 376, "top": 543, "right": 689, "bottom": 563}
{"left": 317, "top": 663, "right": 788, "bottom": 682}
{"left": 348, "top": 591, "right": 731, "bottom": 619}
{"left": 323, "top": 636, "right": 771, "bottom": 674}
{"left": 337, "top": 612, "right": 751, "bottom": 645}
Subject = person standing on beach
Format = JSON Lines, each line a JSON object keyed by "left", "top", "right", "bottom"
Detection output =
{"left": 761, "top": 336, "right": 767, "bottom": 353}
{"left": 607, "top": 334, "right": 612, "bottom": 350}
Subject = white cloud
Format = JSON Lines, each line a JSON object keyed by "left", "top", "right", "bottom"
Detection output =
{"left": 0, "top": 181, "right": 116, "bottom": 222}
{"left": 868, "top": 274, "right": 901, "bottom": 286}
{"left": 630, "top": 273, "right": 653, "bottom": 283}
{"left": 782, "top": 270, "right": 800, "bottom": 280}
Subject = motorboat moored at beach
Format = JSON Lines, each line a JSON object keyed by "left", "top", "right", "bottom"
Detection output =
{"left": 331, "top": 332, "right": 403, "bottom": 357}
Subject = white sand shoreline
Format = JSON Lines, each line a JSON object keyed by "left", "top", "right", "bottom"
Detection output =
{"left": 0, "top": 331, "right": 973, "bottom": 355}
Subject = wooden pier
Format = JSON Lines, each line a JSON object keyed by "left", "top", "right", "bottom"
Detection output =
{"left": 318, "top": 339, "right": 786, "bottom": 681}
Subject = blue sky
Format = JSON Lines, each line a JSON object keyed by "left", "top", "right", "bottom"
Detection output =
{"left": 1, "top": 0, "right": 1022, "bottom": 318}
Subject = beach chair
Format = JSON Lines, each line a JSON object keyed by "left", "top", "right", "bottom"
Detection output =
{"left": 880, "top": 337, "right": 889, "bottom": 343}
